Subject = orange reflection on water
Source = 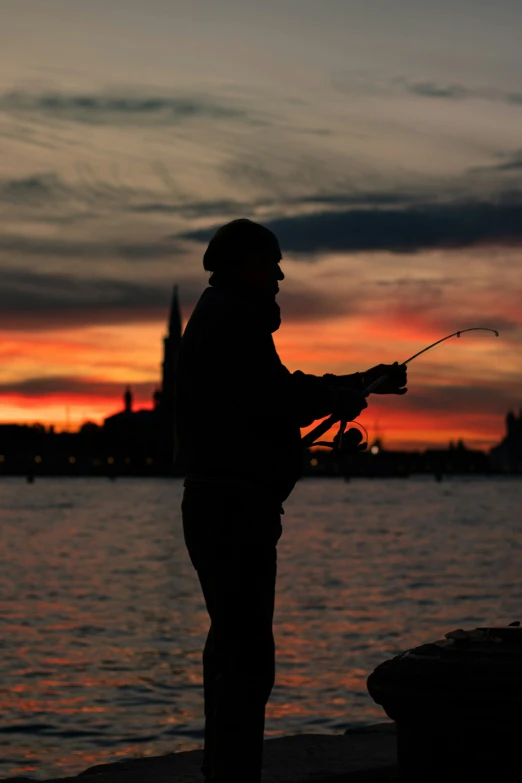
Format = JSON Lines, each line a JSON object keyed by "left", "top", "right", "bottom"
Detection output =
{"left": 1, "top": 477, "right": 522, "bottom": 779}
{"left": 266, "top": 701, "right": 311, "bottom": 719}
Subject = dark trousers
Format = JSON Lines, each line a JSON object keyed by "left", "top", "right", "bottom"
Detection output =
{"left": 181, "top": 482, "right": 282, "bottom": 783}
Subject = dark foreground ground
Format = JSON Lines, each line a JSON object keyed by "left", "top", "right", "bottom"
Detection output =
{"left": 0, "top": 724, "right": 397, "bottom": 783}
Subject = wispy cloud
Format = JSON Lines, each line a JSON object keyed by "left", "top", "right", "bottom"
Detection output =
{"left": 0, "top": 90, "right": 255, "bottom": 126}
{"left": 407, "top": 82, "right": 471, "bottom": 100}
{"left": 0, "top": 170, "right": 250, "bottom": 230}
{"left": 402, "top": 79, "right": 522, "bottom": 105}
{"left": 0, "top": 170, "right": 416, "bottom": 220}
{"left": 0, "top": 173, "right": 69, "bottom": 204}
{"left": 333, "top": 71, "right": 522, "bottom": 107}
{"left": 485, "top": 149, "right": 522, "bottom": 172}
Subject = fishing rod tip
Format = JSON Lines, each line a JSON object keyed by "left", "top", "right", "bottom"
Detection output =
{"left": 495, "top": 330, "right": 499, "bottom": 337}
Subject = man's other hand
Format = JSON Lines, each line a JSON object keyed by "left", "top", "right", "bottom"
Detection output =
{"left": 363, "top": 362, "right": 408, "bottom": 394}
{"left": 330, "top": 387, "right": 368, "bottom": 420}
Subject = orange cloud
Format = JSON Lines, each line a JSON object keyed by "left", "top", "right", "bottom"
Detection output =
{"left": 0, "top": 282, "right": 517, "bottom": 449}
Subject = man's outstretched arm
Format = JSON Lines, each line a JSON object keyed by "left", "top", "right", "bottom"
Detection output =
{"left": 286, "top": 368, "right": 366, "bottom": 427}
{"left": 206, "top": 312, "right": 405, "bottom": 424}
{"left": 288, "top": 363, "right": 407, "bottom": 426}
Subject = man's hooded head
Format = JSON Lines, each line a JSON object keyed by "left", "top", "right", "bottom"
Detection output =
{"left": 203, "top": 218, "right": 284, "bottom": 297}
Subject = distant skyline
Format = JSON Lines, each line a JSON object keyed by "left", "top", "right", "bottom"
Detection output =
{"left": 1, "top": 0, "right": 521, "bottom": 449}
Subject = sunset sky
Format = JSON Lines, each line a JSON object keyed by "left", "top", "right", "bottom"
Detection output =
{"left": 1, "top": 0, "right": 521, "bottom": 449}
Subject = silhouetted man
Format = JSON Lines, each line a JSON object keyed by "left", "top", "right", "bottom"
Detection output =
{"left": 175, "top": 219, "right": 407, "bottom": 783}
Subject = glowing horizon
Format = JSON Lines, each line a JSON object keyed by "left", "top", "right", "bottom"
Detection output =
{"left": 0, "top": 285, "right": 513, "bottom": 451}
{"left": 0, "top": 2, "right": 521, "bottom": 449}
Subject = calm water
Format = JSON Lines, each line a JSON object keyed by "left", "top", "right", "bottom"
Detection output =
{"left": 1, "top": 476, "right": 521, "bottom": 779}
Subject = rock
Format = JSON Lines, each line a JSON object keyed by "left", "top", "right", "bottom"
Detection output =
{"left": 0, "top": 728, "right": 397, "bottom": 783}
{"left": 344, "top": 723, "right": 396, "bottom": 735}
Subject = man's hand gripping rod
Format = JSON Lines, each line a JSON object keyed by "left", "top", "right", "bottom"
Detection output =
{"left": 301, "top": 327, "right": 499, "bottom": 450}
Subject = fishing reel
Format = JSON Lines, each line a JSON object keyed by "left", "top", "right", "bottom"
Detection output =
{"left": 313, "top": 420, "right": 368, "bottom": 459}
{"left": 301, "top": 326, "right": 499, "bottom": 453}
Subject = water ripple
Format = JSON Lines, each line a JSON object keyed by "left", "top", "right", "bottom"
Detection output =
{"left": 0, "top": 476, "right": 521, "bottom": 777}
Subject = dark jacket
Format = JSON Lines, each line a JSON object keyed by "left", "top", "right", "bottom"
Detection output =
{"left": 175, "top": 283, "right": 363, "bottom": 502}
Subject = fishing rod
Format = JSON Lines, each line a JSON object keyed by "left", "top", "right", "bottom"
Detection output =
{"left": 301, "top": 327, "right": 499, "bottom": 451}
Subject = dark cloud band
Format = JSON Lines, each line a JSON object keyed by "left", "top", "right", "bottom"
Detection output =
{"left": 0, "top": 270, "right": 178, "bottom": 331}
{"left": 0, "top": 269, "right": 344, "bottom": 331}
{"left": 181, "top": 198, "right": 522, "bottom": 255}
{"left": 0, "top": 375, "right": 156, "bottom": 398}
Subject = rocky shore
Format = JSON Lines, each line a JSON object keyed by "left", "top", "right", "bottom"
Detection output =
{"left": 0, "top": 724, "right": 397, "bottom": 783}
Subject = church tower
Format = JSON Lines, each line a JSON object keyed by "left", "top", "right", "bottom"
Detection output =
{"left": 124, "top": 385, "right": 133, "bottom": 413}
{"left": 157, "top": 284, "right": 182, "bottom": 464}
{"left": 161, "top": 284, "right": 182, "bottom": 413}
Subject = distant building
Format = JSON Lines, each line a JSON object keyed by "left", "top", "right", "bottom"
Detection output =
{"left": 490, "top": 409, "right": 522, "bottom": 472}
{"left": 1, "top": 297, "right": 521, "bottom": 478}
{"left": 304, "top": 436, "right": 493, "bottom": 477}
{"left": 0, "top": 286, "right": 184, "bottom": 476}
{"left": 103, "top": 284, "right": 182, "bottom": 465}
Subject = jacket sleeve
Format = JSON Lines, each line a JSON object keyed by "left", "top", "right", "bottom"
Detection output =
{"left": 208, "top": 312, "right": 364, "bottom": 427}
{"left": 287, "top": 370, "right": 365, "bottom": 427}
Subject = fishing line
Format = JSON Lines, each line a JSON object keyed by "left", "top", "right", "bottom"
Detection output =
{"left": 302, "top": 326, "right": 500, "bottom": 451}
